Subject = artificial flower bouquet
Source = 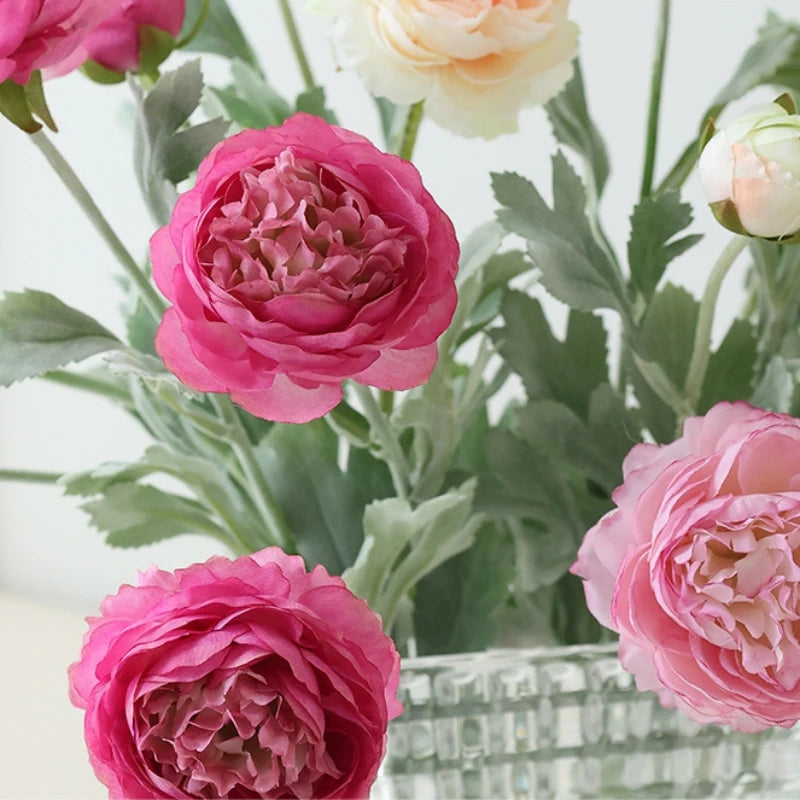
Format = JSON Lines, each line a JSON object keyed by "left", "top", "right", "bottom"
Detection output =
{"left": 3, "top": 0, "right": 800, "bottom": 797}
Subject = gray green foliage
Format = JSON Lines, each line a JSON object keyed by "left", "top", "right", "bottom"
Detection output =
{"left": 132, "top": 60, "right": 228, "bottom": 224}
{"left": 0, "top": 290, "right": 121, "bottom": 386}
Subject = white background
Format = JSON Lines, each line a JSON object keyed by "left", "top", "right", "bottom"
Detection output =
{"left": 0, "top": 1, "right": 798, "bottom": 796}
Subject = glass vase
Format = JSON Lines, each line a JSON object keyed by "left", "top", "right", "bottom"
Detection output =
{"left": 372, "top": 643, "right": 800, "bottom": 799}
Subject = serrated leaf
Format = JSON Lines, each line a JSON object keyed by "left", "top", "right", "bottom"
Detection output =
{"left": 545, "top": 60, "right": 609, "bottom": 200}
{"left": 631, "top": 285, "right": 699, "bottom": 443}
{"left": 133, "top": 60, "right": 227, "bottom": 224}
{"left": 628, "top": 190, "right": 703, "bottom": 301}
{"left": 60, "top": 462, "right": 156, "bottom": 497}
{"left": 751, "top": 356, "right": 797, "bottom": 412}
{"left": 0, "top": 290, "right": 121, "bottom": 386}
{"left": 514, "top": 391, "right": 630, "bottom": 495}
{"left": 492, "top": 159, "right": 628, "bottom": 313}
{"left": 714, "top": 14, "right": 800, "bottom": 107}
{"left": 699, "top": 319, "right": 759, "bottom": 413}
{"left": 344, "top": 481, "right": 480, "bottom": 629}
{"left": 161, "top": 118, "right": 230, "bottom": 183}
{"left": 414, "top": 524, "right": 514, "bottom": 654}
{"left": 82, "top": 483, "right": 220, "bottom": 547}
{"left": 256, "top": 421, "right": 371, "bottom": 574}
{"left": 495, "top": 292, "right": 608, "bottom": 420}
{"left": 180, "top": 0, "right": 262, "bottom": 73}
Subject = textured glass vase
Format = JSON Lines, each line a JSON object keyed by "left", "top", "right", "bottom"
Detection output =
{"left": 372, "top": 643, "right": 800, "bottom": 799}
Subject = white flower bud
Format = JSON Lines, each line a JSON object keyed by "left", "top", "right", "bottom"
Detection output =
{"left": 698, "top": 101, "right": 800, "bottom": 241}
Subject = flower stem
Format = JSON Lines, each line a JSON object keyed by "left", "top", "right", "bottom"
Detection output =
{"left": 352, "top": 384, "right": 410, "bottom": 501}
{"left": 43, "top": 369, "right": 133, "bottom": 406}
{"left": 640, "top": 0, "right": 671, "bottom": 199}
{"left": 278, "top": 0, "right": 316, "bottom": 92}
{"left": 0, "top": 468, "right": 62, "bottom": 484}
{"left": 211, "top": 396, "right": 296, "bottom": 553}
{"left": 398, "top": 101, "right": 425, "bottom": 161}
{"left": 30, "top": 130, "right": 166, "bottom": 322}
{"left": 683, "top": 235, "right": 747, "bottom": 409}
{"left": 175, "top": 0, "right": 210, "bottom": 48}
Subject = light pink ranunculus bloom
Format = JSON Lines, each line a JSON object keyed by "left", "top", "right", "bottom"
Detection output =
{"left": 151, "top": 113, "right": 459, "bottom": 423}
{"left": 81, "top": 0, "right": 186, "bottom": 73}
{"left": 69, "top": 547, "right": 402, "bottom": 799}
{"left": 572, "top": 401, "right": 800, "bottom": 732}
{"left": 0, "top": 0, "right": 113, "bottom": 84}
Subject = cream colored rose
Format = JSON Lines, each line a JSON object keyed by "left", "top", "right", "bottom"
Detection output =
{"left": 313, "top": 0, "right": 579, "bottom": 138}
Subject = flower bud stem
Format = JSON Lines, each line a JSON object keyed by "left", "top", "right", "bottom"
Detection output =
{"left": 352, "top": 384, "right": 411, "bottom": 501}
{"left": 211, "top": 395, "right": 296, "bottom": 553}
{"left": 683, "top": 235, "right": 747, "bottom": 412}
{"left": 0, "top": 468, "right": 63, "bottom": 484}
{"left": 398, "top": 101, "right": 425, "bottom": 162}
{"left": 640, "top": 0, "right": 671, "bottom": 200}
{"left": 278, "top": 0, "right": 316, "bottom": 92}
{"left": 175, "top": 0, "right": 210, "bottom": 49}
{"left": 29, "top": 130, "right": 166, "bottom": 323}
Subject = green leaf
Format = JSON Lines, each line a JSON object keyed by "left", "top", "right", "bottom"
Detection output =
{"left": 295, "top": 86, "right": 338, "bottom": 124}
{"left": 699, "top": 319, "right": 759, "bottom": 413}
{"left": 82, "top": 483, "right": 221, "bottom": 547}
{"left": 256, "top": 421, "right": 370, "bottom": 574}
{"left": 344, "top": 481, "right": 480, "bottom": 629}
{"left": 133, "top": 60, "right": 228, "bottom": 224}
{"left": 209, "top": 60, "right": 292, "bottom": 131}
{"left": 545, "top": 60, "right": 609, "bottom": 200}
{"left": 0, "top": 290, "right": 121, "bottom": 386}
{"left": 632, "top": 283, "right": 699, "bottom": 442}
{"left": 714, "top": 14, "right": 800, "bottom": 107}
{"left": 0, "top": 76, "right": 41, "bottom": 133}
{"left": 511, "top": 518, "right": 578, "bottom": 593}
{"left": 492, "top": 158, "right": 628, "bottom": 314}
{"left": 180, "top": 0, "right": 262, "bottom": 73}
{"left": 628, "top": 190, "right": 703, "bottom": 301}
{"left": 514, "top": 387, "right": 633, "bottom": 495}
{"left": 60, "top": 462, "right": 156, "bottom": 497}
{"left": 495, "top": 292, "right": 608, "bottom": 420}
{"left": 751, "top": 356, "right": 797, "bottom": 412}
{"left": 414, "top": 523, "right": 514, "bottom": 655}
{"left": 373, "top": 96, "right": 408, "bottom": 151}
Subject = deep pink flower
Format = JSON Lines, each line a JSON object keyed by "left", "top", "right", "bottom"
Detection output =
{"left": 69, "top": 547, "right": 402, "bottom": 799}
{"left": 151, "top": 113, "right": 459, "bottom": 423}
{"left": 572, "top": 401, "right": 800, "bottom": 732}
{"left": 0, "top": 0, "right": 112, "bottom": 85}
{"left": 81, "top": 0, "right": 186, "bottom": 73}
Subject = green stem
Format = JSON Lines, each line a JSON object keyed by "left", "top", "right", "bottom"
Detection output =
{"left": 683, "top": 236, "right": 747, "bottom": 409}
{"left": 211, "top": 396, "right": 295, "bottom": 552}
{"left": 43, "top": 369, "right": 132, "bottom": 406}
{"left": 30, "top": 130, "right": 166, "bottom": 322}
{"left": 398, "top": 101, "right": 425, "bottom": 161}
{"left": 352, "top": 383, "right": 410, "bottom": 500}
{"left": 0, "top": 468, "right": 63, "bottom": 484}
{"left": 278, "top": 0, "right": 316, "bottom": 92}
{"left": 175, "top": 0, "right": 210, "bottom": 48}
{"left": 640, "top": 0, "right": 671, "bottom": 199}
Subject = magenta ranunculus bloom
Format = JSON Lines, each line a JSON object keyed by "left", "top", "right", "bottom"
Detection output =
{"left": 151, "top": 113, "right": 459, "bottom": 423}
{"left": 0, "top": 0, "right": 113, "bottom": 84}
{"left": 572, "top": 401, "right": 800, "bottom": 732}
{"left": 81, "top": 0, "right": 186, "bottom": 73}
{"left": 69, "top": 547, "right": 402, "bottom": 799}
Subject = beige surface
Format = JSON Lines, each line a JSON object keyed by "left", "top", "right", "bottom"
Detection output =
{"left": 0, "top": 592, "right": 104, "bottom": 799}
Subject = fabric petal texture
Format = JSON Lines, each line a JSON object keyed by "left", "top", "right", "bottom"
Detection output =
{"left": 572, "top": 401, "right": 800, "bottom": 731}
{"left": 152, "top": 113, "right": 459, "bottom": 423}
{"left": 69, "top": 547, "right": 402, "bottom": 799}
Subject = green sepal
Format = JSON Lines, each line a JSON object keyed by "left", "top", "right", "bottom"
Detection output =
{"left": 709, "top": 199, "right": 750, "bottom": 236}
{"left": 0, "top": 78, "right": 41, "bottom": 133}
{"left": 23, "top": 71, "right": 56, "bottom": 131}
{"left": 139, "top": 26, "right": 177, "bottom": 76}
{"left": 774, "top": 92, "right": 797, "bottom": 115}
{"left": 698, "top": 116, "right": 716, "bottom": 153}
{"left": 81, "top": 59, "right": 126, "bottom": 85}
